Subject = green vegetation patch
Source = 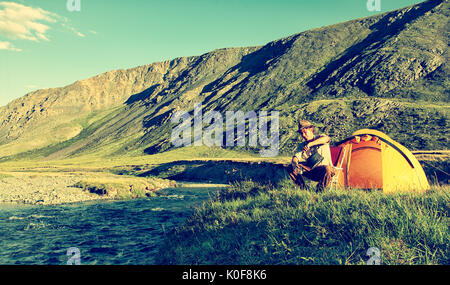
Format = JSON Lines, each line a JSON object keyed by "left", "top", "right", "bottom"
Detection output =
{"left": 156, "top": 179, "right": 450, "bottom": 265}
{"left": 0, "top": 172, "right": 13, "bottom": 180}
{"left": 73, "top": 175, "right": 176, "bottom": 199}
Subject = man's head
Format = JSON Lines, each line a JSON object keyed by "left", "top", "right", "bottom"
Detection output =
{"left": 298, "top": 120, "right": 315, "bottom": 141}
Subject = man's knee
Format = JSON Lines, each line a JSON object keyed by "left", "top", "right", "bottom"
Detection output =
{"left": 290, "top": 157, "right": 301, "bottom": 174}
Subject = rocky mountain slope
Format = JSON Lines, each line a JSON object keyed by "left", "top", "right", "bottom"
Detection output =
{"left": 0, "top": 0, "right": 448, "bottom": 160}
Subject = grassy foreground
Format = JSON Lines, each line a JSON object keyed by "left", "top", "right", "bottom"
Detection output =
{"left": 155, "top": 179, "right": 449, "bottom": 265}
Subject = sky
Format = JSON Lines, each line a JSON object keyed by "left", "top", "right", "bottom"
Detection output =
{"left": 0, "top": 0, "right": 425, "bottom": 107}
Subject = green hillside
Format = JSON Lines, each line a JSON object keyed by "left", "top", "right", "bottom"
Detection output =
{"left": 0, "top": 0, "right": 448, "bottom": 160}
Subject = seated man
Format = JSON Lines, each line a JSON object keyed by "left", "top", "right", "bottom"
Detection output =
{"left": 287, "top": 120, "right": 335, "bottom": 192}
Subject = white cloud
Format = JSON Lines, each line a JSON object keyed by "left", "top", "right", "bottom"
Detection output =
{"left": 0, "top": 2, "right": 56, "bottom": 41}
{"left": 0, "top": 40, "right": 21, "bottom": 51}
{"left": 62, "top": 22, "right": 85, "bottom": 37}
{"left": 0, "top": 2, "right": 86, "bottom": 50}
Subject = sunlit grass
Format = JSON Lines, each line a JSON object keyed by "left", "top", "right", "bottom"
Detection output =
{"left": 155, "top": 179, "right": 450, "bottom": 265}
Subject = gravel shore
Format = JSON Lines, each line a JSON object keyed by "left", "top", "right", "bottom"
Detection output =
{"left": 0, "top": 174, "right": 108, "bottom": 205}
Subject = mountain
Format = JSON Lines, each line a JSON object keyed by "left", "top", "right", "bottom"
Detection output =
{"left": 0, "top": 0, "right": 448, "bottom": 160}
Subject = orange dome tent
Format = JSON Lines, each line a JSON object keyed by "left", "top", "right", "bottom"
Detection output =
{"left": 330, "top": 129, "right": 430, "bottom": 193}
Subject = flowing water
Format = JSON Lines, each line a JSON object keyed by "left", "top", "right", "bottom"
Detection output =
{"left": 0, "top": 182, "right": 226, "bottom": 265}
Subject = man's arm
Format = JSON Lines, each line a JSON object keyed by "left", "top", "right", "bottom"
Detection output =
{"left": 303, "top": 135, "right": 330, "bottom": 152}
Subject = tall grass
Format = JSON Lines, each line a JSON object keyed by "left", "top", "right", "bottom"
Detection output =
{"left": 155, "top": 179, "right": 449, "bottom": 265}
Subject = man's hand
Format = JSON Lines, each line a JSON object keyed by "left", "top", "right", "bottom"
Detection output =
{"left": 303, "top": 142, "right": 311, "bottom": 152}
{"left": 304, "top": 135, "right": 330, "bottom": 152}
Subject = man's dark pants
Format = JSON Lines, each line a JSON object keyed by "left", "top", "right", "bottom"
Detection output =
{"left": 287, "top": 164, "right": 335, "bottom": 192}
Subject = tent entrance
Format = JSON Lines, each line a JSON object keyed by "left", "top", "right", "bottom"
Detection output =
{"left": 347, "top": 142, "right": 383, "bottom": 189}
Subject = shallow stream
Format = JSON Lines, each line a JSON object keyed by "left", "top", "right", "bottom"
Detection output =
{"left": 0, "top": 182, "right": 225, "bottom": 265}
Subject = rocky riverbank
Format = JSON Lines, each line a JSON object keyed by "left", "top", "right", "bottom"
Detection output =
{"left": 0, "top": 172, "right": 176, "bottom": 206}
{"left": 0, "top": 174, "right": 108, "bottom": 205}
